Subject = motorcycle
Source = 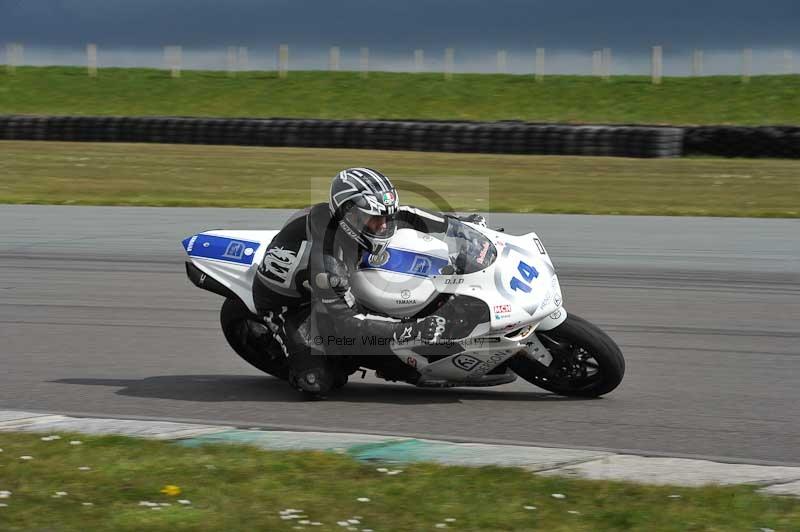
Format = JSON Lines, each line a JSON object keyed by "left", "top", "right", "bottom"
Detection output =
{"left": 181, "top": 218, "right": 625, "bottom": 397}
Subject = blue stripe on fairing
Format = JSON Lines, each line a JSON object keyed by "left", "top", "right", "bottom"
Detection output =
{"left": 182, "top": 234, "right": 260, "bottom": 266}
{"left": 359, "top": 248, "right": 449, "bottom": 278}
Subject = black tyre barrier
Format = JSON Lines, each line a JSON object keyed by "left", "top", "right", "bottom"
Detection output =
{"left": 0, "top": 114, "right": 704, "bottom": 158}
{"left": 684, "top": 126, "right": 800, "bottom": 158}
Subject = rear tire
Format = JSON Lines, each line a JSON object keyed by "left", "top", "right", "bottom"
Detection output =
{"left": 220, "top": 297, "right": 289, "bottom": 380}
{"left": 510, "top": 314, "right": 625, "bottom": 397}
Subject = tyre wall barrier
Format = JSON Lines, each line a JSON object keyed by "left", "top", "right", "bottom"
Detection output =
{"left": 683, "top": 126, "right": 800, "bottom": 158}
{"left": 0, "top": 115, "right": 684, "bottom": 158}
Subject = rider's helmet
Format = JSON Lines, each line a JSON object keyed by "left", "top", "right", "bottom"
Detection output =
{"left": 329, "top": 167, "right": 399, "bottom": 255}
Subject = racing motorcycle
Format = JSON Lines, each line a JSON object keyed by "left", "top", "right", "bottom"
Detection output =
{"left": 181, "top": 218, "right": 625, "bottom": 397}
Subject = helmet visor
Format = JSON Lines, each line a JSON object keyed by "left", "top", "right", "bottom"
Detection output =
{"left": 343, "top": 207, "right": 397, "bottom": 240}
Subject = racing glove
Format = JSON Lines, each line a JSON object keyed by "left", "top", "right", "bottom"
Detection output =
{"left": 394, "top": 315, "right": 448, "bottom": 344}
{"left": 416, "top": 315, "right": 448, "bottom": 342}
{"left": 460, "top": 214, "right": 487, "bottom": 227}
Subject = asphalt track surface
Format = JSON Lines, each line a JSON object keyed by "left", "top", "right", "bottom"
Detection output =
{"left": 1, "top": 205, "right": 798, "bottom": 465}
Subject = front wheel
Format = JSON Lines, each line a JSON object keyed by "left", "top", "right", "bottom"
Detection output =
{"left": 509, "top": 314, "right": 625, "bottom": 397}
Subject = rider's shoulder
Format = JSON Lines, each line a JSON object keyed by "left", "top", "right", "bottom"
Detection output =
{"left": 308, "top": 202, "right": 332, "bottom": 219}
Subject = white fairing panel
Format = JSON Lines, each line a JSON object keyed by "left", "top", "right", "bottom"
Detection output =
{"left": 182, "top": 229, "right": 278, "bottom": 314}
{"left": 183, "top": 220, "right": 573, "bottom": 387}
{"left": 350, "top": 226, "right": 566, "bottom": 333}
{"left": 350, "top": 229, "right": 450, "bottom": 318}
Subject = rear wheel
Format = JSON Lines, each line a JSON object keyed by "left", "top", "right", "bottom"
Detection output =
{"left": 220, "top": 297, "right": 289, "bottom": 380}
{"left": 509, "top": 314, "right": 625, "bottom": 397}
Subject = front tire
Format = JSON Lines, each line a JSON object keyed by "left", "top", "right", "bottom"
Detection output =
{"left": 510, "top": 314, "right": 625, "bottom": 397}
{"left": 220, "top": 297, "right": 289, "bottom": 380}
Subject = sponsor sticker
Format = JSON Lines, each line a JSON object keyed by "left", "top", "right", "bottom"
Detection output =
{"left": 222, "top": 241, "right": 246, "bottom": 260}
{"left": 410, "top": 256, "right": 431, "bottom": 274}
{"left": 493, "top": 304, "right": 512, "bottom": 313}
{"left": 396, "top": 326, "right": 414, "bottom": 342}
{"left": 368, "top": 251, "right": 390, "bottom": 266}
{"left": 468, "top": 352, "right": 507, "bottom": 378}
{"left": 453, "top": 354, "right": 481, "bottom": 371}
{"left": 476, "top": 241, "right": 490, "bottom": 264}
{"left": 339, "top": 220, "right": 360, "bottom": 240}
{"left": 382, "top": 191, "right": 396, "bottom": 205}
{"left": 534, "top": 237, "right": 547, "bottom": 255}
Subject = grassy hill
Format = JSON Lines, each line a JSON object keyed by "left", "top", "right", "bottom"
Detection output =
{"left": 3, "top": 141, "right": 799, "bottom": 217}
{"left": 1, "top": 66, "right": 799, "bottom": 125}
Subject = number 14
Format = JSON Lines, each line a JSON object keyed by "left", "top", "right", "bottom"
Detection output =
{"left": 510, "top": 260, "right": 539, "bottom": 293}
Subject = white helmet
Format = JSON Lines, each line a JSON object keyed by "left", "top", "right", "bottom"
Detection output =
{"left": 329, "top": 167, "right": 399, "bottom": 255}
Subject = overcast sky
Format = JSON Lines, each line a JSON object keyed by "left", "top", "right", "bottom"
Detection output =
{"left": 2, "top": 0, "right": 798, "bottom": 52}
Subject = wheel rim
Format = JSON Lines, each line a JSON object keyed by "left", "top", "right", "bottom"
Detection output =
{"left": 537, "top": 333, "right": 604, "bottom": 391}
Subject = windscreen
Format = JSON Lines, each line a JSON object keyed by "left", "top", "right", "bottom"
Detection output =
{"left": 443, "top": 219, "right": 497, "bottom": 274}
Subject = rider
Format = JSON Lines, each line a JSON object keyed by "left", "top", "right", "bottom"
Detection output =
{"left": 252, "top": 167, "right": 486, "bottom": 396}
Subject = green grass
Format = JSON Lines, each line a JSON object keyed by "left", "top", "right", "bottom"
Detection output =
{"left": 0, "top": 431, "right": 797, "bottom": 532}
{"left": 1, "top": 66, "right": 800, "bottom": 125}
{"left": 2, "top": 140, "right": 799, "bottom": 217}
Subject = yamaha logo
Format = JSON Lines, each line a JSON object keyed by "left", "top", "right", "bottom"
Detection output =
{"left": 400, "top": 289, "right": 411, "bottom": 299}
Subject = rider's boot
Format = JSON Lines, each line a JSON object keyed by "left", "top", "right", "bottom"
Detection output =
{"left": 287, "top": 349, "right": 335, "bottom": 398}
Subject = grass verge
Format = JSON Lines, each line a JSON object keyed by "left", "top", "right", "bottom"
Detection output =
{"left": 0, "top": 431, "right": 797, "bottom": 531}
{"left": 1, "top": 67, "right": 800, "bottom": 125}
{"left": 1, "top": 140, "right": 799, "bottom": 217}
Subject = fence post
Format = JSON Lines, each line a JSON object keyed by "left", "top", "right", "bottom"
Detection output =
{"left": 174, "top": 46, "right": 182, "bottom": 78}
{"left": 444, "top": 47, "right": 454, "bottom": 80}
{"left": 227, "top": 46, "right": 237, "bottom": 76}
{"left": 6, "top": 43, "right": 16, "bottom": 74}
{"left": 785, "top": 49, "right": 793, "bottom": 74}
{"left": 742, "top": 48, "right": 752, "bottom": 83}
{"left": 497, "top": 49, "right": 507, "bottom": 74}
{"left": 278, "top": 44, "right": 288, "bottom": 78}
{"left": 14, "top": 43, "right": 23, "bottom": 71}
{"left": 7, "top": 43, "right": 23, "bottom": 74}
{"left": 164, "top": 45, "right": 181, "bottom": 78}
{"left": 360, "top": 47, "right": 369, "bottom": 78}
{"left": 414, "top": 49, "right": 424, "bottom": 72}
{"left": 535, "top": 47, "right": 545, "bottom": 82}
{"left": 691, "top": 49, "right": 704, "bottom": 77}
{"left": 651, "top": 45, "right": 662, "bottom": 84}
{"left": 602, "top": 47, "right": 611, "bottom": 80}
{"left": 592, "top": 50, "right": 601, "bottom": 77}
{"left": 238, "top": 47, "right": 248, "bottom": 72}
{"left": 329, "top": 46, "right": 340, "bottom": 71}
{"left": 86, "top": 43, "right": 98, "bottom": 77}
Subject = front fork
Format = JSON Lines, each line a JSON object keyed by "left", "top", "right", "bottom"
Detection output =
{"left": 514, "top": 307, "right": 569, "bottom": 367}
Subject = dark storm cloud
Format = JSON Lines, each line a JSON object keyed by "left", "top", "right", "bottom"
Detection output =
{"left": 1, "top": 0, "right": 797, "bottom": 51}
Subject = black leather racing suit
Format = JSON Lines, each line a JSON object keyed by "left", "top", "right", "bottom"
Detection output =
{"left": 252, "top": 203, "right": 452, "bottom": 374}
